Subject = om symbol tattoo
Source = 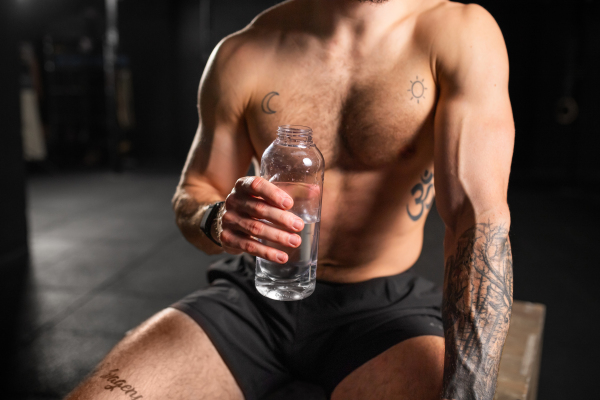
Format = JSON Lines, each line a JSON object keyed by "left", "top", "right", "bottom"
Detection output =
{"left": 407, "top": 170, "right": 435, "bottom": 221}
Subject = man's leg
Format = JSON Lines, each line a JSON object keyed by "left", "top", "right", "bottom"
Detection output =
{"left": 331, "top": 336, "right": 444, "bottom": 400}
{"left": 66, "top": 308, "right": 244, "bottom": 400}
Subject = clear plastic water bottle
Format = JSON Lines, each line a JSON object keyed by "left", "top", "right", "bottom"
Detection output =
{"left": 255, "top": 125, "right": 325, "bottom": 301}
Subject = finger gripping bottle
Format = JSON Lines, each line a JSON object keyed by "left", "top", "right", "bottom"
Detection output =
{"left": 255, "top": 125, "right": 325, "bottom": 301}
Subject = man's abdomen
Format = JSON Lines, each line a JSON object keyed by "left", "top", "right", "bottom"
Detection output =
{"left": 315, "top": 166, "right": 433, "bottom": 283}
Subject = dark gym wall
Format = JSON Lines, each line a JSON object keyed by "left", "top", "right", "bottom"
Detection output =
{"left": 474, "top": 0, "right": 600, "bottom": 186}
{"left": 119, "top": 0, "right": 281, "bottom": 163}
{"left": 173, "top": 0, "right": 202, "bottom": 162}
{"left": 173, "top": 0, "right": 281, "bottom": 161}
{"left": 100, "top": 0, "right": 280, "bottom": 163}
{"left": 16, "top": 0, "right": 104, "bottom": 38}
{"left": 118, "top": 0, "right": 177, "bottom": 162}
{"left": 0, "top": 1, "right": 28, "bottom": 275}
{"left": 0, "top": 0, "right": 29, "bottom": 384}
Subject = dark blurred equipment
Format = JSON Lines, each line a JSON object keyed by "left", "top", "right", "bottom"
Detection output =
{"left": 41, "top": 5, "right": 134, "bottom": 169}
{"left": 13, "top": 0, "right": 283, "bottom": 170}
{"left": 20, "top": 41, "right": 47, "bottom": 162}
{"left": 43, "top": 8, "right": 105, "bottom": 168}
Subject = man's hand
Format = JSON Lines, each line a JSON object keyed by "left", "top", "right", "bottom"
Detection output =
{"left": 219, "top": 176, "right": 305, "bottom": 264}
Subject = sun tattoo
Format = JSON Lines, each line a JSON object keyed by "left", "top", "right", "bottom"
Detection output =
{"left": 408, "top": 76, "right": 427, "bottom": 104}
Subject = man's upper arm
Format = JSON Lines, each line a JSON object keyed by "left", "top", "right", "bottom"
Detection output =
{"left": 178, "top": 34, "right": 256, "bottom": 199}
{"left": 432, "top": 4, "right": 515, "bottom": 234}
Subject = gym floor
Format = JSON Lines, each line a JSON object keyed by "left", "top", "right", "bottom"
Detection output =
{"left": 5, "top": 170, "right": 598, "bottom": 399}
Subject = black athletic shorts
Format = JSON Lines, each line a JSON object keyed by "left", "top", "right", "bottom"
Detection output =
{"left": 171, "top": 254, "right": 443, "bottom": 400}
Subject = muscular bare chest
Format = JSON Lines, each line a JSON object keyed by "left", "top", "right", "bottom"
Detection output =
{"left": 245, "top": 49, "right": 437, "bottom": 171}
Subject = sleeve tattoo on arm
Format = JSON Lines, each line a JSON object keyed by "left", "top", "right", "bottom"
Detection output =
{"left": 442, "top": 222, "right": 513, "bottom": 400}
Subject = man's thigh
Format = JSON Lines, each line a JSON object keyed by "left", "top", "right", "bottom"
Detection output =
{"left": 65, "top": 308, "right": 243, "bottom": 400}
{"left": 331, "top": 336, "right": 444, "bottom": 400}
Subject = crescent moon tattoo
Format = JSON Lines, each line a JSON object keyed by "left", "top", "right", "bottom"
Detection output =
{"left": 261, "top": 91, "right": 279, "bottom": 114}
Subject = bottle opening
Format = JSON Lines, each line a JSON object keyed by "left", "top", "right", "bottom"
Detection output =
{"left": 277, "top": 125, "right": 313, "bottom": 144}
{"left": 278, "top": 125, "right": 312, "bottom": 134}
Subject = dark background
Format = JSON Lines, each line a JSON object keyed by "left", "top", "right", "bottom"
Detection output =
{"left": 1, "top": 0, "right": 599, "bottom": 399}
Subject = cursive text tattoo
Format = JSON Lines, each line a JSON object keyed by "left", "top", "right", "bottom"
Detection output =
{"left": 99, "top": 369, "right": 144, "bottom": 400}
{"left": 442, "top": 222, "right": 513, "bottom": 400}
{"left": 261, "top": 91, "right": 279, "bottom": 114}
{"left": 407, "top": 170, "right": 435, "bottom": 221}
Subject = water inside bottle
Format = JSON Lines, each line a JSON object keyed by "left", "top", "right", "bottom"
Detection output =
{"left": 255, "top": 182, "right": 321, "bottom": 300}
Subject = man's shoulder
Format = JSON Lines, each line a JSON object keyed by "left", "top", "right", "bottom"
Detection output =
{"left": 417, "top": 2, "right": 507, "bottom": 75}
{"left": 419, "top": 2, "right": 495, "bottom": 26}
{"left": 417, "top": 1, "right": 500, "bottom": 41}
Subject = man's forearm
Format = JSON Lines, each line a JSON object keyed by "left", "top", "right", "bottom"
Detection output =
{"left": 441, "top": 220, "right": 513, "bottom": 400}
{"left": 172, "top": 186, "right": 224, "bottom": 255}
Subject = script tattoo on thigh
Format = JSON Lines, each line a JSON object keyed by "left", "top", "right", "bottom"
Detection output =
{"left": 98, "top": 369, "right": 144, "bottom": 400}
{"left": 261, "top": 91, "right": 279, "bottom": 114}
{"left": 442, "top": 222, "right": 513, "bottom": 400}
{"left": 407, "top": 170, "right": 435, "bottom": 221}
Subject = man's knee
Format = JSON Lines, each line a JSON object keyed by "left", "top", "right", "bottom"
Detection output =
{"left": 331, "top": 335, "right": 444, "bottom": 400}
{"left": 124, "top": 308, "right": 202, "bottom": 345}
{"left": 97, "top": 308, "right": 203, "bottom": 364}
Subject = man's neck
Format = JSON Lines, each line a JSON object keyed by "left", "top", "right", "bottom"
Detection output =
{"left": 307, "top": 0, "right": 423, "bottom": 38}
{"left": 302, "top": 0, "right": 435, "bottom": 54}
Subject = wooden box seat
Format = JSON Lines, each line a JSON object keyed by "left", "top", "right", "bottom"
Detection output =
{"left": 494, "top": 301, "right": 546, "bottom": 400}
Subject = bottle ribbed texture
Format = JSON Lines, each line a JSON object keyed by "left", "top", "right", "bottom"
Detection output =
{"left": 276, "top": 125, "right": 313, "bottom": 145}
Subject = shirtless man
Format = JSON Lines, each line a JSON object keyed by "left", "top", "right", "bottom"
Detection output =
{"left": 66, "top": 0, "right": 514, "bottom": 399}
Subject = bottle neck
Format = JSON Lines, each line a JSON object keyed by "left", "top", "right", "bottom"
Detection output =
{"left": 276, "top": 125, "right": 313, "bottom": 146}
